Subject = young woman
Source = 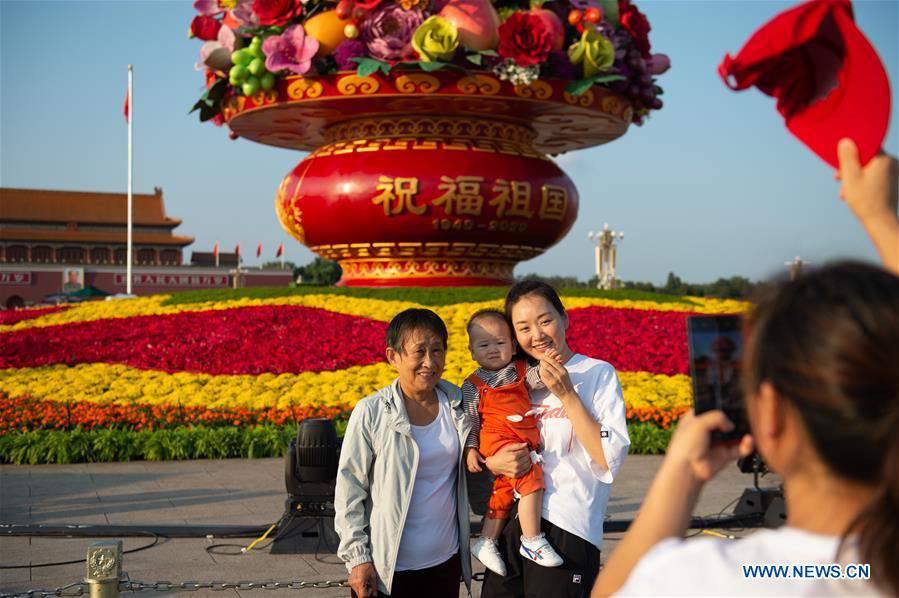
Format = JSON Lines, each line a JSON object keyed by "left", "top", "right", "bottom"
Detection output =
{"left": 595, "top": 262, "right": 899, "bottom": 596}
{"left": 480, "top": 281, "right": 630, "bottom": 598}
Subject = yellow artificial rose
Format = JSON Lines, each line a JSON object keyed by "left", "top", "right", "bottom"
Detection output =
{"left": 412, "top": 16, "right": 459, "bottom": 62}
{"left": 568, "top": 28, "right": 615, "bottom": 78}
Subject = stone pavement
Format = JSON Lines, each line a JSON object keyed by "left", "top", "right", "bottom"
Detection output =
{"left": 0, "top": 456, "right": 778, "bottom": 597}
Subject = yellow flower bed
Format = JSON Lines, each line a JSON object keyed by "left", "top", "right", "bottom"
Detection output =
{"left": 0, "top": 363, "right": 690, "bottom": 413}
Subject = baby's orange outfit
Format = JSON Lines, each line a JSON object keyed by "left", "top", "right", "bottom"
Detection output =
{"left": 468, "top": 360, "right": 544, "bottom": 520}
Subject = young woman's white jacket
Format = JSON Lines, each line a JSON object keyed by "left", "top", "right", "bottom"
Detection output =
{"left": 334, "top": 378, "right": 473, "bottom": 595}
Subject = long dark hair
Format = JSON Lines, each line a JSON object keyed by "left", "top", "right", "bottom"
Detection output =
{"left": 743, "top": 261, "right": 899, "bottom": 594}
{"left": 504, "top": 280, "right": 567, "bottom": 322}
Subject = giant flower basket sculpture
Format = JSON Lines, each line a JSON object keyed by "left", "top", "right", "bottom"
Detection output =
{"left": 192, "top": 0, "right": 669, "bottom": 285}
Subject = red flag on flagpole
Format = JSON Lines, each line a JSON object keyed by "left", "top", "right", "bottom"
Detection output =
{"left": 212, "top": 242, "right": 219, "bottom": 256}
{"left": 235, "top": 243, "right": 241, "bottom": 257}
{"left": 276, "top": 243, "right": 284, "bottom": 258}
{"left": 124, "top": 88, "right": 130, "bottom": 122}
{"left": 256, "top": 243, "right": 262, "bottom": 258}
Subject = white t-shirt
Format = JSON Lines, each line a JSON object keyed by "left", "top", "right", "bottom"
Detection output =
{"left": 529, "top": 354, "right": 630, "bottom": 550}
{"left": 395, "top": 390, "right": 460, "bottom": 571}
{"left": 616, "top": 527, "right": 883, "bottom": 596}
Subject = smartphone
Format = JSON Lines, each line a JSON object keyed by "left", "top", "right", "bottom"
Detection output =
{"left": 686, "top": 314, "right": 748, "bottom": 443}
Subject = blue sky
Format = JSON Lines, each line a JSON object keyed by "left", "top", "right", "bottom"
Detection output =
{"left": 1, "top": 0, "right": 896, "bottom": 284}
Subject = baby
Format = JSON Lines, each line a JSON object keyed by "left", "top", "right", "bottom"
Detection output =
{"left": 463, "top": 309, "right": 563, "bottom": 576}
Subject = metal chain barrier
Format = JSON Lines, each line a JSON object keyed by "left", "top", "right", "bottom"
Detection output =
{"left": 0, "top": 579, "right": 349, "bottom": 598}
{"left": 1, "top": 542, "right": 487, "bottom": 597}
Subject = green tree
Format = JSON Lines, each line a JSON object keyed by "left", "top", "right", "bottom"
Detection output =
{"left": 295, "top": 258, "right": 342, "bottom": 286}
{"left": 261, "top": 261, "right": 297, "bottom": 271}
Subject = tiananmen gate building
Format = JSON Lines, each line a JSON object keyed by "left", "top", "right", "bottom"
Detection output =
{"left": 0, "top": 187, "right": 292, "bottom": 308}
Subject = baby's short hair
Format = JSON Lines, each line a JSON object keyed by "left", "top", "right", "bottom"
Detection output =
{"left": 466, "top": 309, "right": 511, "bottom": 337}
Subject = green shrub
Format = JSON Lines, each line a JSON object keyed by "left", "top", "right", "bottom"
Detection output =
{"left": 162, "top": 286, "right": 695, "bottom": 308}
{"left": 0, "top": 421, "right": 673, "bottom": 464}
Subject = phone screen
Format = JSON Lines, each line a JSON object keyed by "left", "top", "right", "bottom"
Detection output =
{"left": 686, "top": 315, "right": 748, "bottom": 442}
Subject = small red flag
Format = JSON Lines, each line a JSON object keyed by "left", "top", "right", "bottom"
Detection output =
{"left": 256, "top": 243, "right": 262, "bottom": 258}
{"left": 212, "top": 242, "right": 219, "bottom": 256}
{"left": 124, "top": 89, "right": 130, "bottom": 123}
{"left": 276, "top": 243, "right": 284, "bottom": 258}
{"left": 235, "top": 243, "right": 241, "bottom": 257}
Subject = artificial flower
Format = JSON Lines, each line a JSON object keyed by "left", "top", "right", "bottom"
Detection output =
{"left": 194, "top": 0, "right": 224, "bottom": 16}
{"left": 398, "top": 0, "right": 427, "bottom": 9}
{"left": 190, "top": 15, "right": 223, "bottom": 41}
{"left": 618, "top": 0, "right": 651, "bottom": 58}
{"left": 411, "top": 16, "right": 459, "bottom": 62}
{"left": 360, "top": 4, "right": 424, "bottom": 62}
{"left": 333, "top": 39, "right": 368, "bottom": 70}
{"left": 263, "top": 24, "right": 320, "bottom": 75}
{"left": 253, "top": 0, "right": 303, "bottom": 26}
{"left": 567, "top": 28, "right": 615, "bottom": 78}
{"left": 491, "top": 57, "right": 539, "bottom": 86}
{"left": 497, "top": 12, "right": 552, "bottom": 67}
{"left": 230, "top": 0, "right": 259, "bottom": 26}
{"left": 196, "top": 26, "right": 238, "bottom": 70}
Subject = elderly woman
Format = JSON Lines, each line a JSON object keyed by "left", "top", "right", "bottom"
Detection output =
{"left": 481, "top": 280, "right": 630, "bottom": 598}
{"left": 335, "top": 308, "right": 473, "bottom": 598}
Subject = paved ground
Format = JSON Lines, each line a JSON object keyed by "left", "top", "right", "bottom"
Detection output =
{"left": 0, "top": 456, "right": 778, "bottom": 597}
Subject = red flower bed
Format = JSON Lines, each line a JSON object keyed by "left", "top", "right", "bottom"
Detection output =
{"left": 567, "top": 305, "right": 690, "bottom": 375}
{"left": 0, "top": 305, "right": 387, "bottom": 375}
{"left": 0, "top": 305, "right": 69, "bottom": 326}
{"left": 0, "top": 393, "right": 345, "bottom": 433}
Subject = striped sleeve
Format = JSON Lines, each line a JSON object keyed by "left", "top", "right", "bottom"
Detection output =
{"left": 524, "top": 363, "right": 545, "bottom": 390}
{"left": 461, "top": 379, "right": 482, "bottom": 448}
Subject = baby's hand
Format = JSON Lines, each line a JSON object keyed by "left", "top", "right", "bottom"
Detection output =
{"left": 465, "top": 447, "right": 485, "bottom": 473}
{"left": 544, "top": 348, "right": 564, "bottom": 364}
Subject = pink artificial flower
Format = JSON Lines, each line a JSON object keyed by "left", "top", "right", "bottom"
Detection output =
{"left": 194, "top": 0, "right": 224, "bottom": 16}
{"left": 262, "top": 24, "right": 319, "bottom": 75}
{"left": 196, "top": 26, "right": 238, "bottom": 71}
{"left": 230, "top": 0, "right": 259, "bottom": 26}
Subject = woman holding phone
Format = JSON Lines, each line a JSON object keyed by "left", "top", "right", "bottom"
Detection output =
{"left": 594, "top": 262, "right": 899, "bottom": 596}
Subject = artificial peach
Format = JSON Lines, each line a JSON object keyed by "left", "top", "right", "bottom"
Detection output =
{"left": 438, "top": 0, "right": 500, "bottom": 52}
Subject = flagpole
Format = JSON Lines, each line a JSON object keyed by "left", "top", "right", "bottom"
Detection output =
{"left": 126, "top": 64, "right": 134, "bottom": 295}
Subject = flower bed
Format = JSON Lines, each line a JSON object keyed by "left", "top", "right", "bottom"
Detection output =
{"left": 0, "top": 288, "right": 745, "bottom": 463}
{"left": 0, "top": 305, "right": 69, "bottom": 326}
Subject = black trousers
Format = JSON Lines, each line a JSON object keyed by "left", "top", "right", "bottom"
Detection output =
{"left": 349, "top": 553, "right": 462, "bottom": 598}
{"left": 480, "top": 507, "right": 601, "bottom": 598}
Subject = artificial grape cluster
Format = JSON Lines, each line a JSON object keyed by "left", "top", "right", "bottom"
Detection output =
{"left": 608, "top": 29, "right": 662, "bottom": 125}
{"left": 229, "top": 36, "right": 276, "bottom": 96}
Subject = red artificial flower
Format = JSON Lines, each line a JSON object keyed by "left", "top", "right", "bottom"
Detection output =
{"left": 190, "top": 15, "right": 223, "bottom": 41}
{"left": 618, "top": 0, "right": 651, "bottom": 58}
{"left": 252, "top": 0, "right": 304, "bottom": 26}
{"left": 497, "top": 12, "right": 553, "bottom": 67}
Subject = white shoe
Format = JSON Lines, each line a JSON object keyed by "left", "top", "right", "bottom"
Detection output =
{"left": 519, "top": 534, "right": 563, "bottom": 567}
{"left": 472, "top": 537, "right": 507, "bottom": 576}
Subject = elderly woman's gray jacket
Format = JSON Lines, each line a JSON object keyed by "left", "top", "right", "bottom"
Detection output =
{"left": 334, "top": 378, "right": 472, "bottom": 595}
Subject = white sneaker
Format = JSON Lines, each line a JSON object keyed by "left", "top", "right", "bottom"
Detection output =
{"left": 519, "top": 534, "right": 563, "bottom": 567}
{"left": 472, "top": 537, "right": 507, "bottom": 576}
